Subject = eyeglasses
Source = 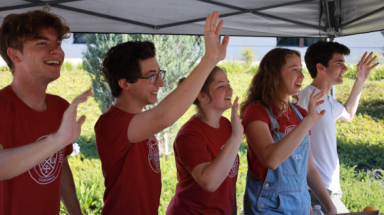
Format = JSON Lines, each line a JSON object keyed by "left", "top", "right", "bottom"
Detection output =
{"left": 137, "top": 70, "right": 166, "bottom": 85}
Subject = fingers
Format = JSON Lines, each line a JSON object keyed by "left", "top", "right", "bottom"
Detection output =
{"left": 210, "top": 11, "right": 218, "bottom": 33}
{"left": 364, "top": 52, "right": 373, "bottom": 64}
{"left": 370, "top": 62, "right": 380, "bottom": 70}
{"left": 315, "top": 100, "right": 325, "bottom": 108}
{"left": 313, "top": 91, "right": 324, "bottom": 101}
{"left": 361, "top": 52, "right": 367, "bottom": 62}
{"left": 232, "top": 96, "right": 239, "bottom": 110}
{"left": 215, "top": 20, "right": 224, "bottom": 37}
{"left": 222, "top": 35, "right": 230, "bottom": 48}
{"left": 319, "top": 110, "right": 326, "bottom": 117}
{"left": 204, "top": 14, "right": 211, "bottom": 32}
{"left": 77, "top": 115, "right": 86, "bottom": 127}
{"left": 71, "top": 88, "right": 92, "bottom": 107}
{"left": 367, "top": 56, "right": 377, "bottom": 67}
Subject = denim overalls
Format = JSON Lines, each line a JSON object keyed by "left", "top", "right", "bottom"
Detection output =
{"left": 244, "top": 103, "right": 311, "bottom": 215}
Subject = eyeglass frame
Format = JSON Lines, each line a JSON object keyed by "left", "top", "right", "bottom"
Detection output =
{"left": 136, "top": 70, "right": 166, "bottom": 85}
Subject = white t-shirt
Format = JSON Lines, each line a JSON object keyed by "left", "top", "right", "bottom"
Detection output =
{"left": 297, "top": 85, "right": 347, "bottom": 191}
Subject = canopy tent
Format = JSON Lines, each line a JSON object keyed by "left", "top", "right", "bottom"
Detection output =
{"left": 0, "top": 0, "right": 383, "bottom": 38}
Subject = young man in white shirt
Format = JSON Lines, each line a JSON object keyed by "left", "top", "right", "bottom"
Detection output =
{"left": 297, "top": 41, "right": 378, "bottom": 213}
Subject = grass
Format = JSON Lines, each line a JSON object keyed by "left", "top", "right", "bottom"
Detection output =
{"left": 1, "top": 61, "right": 383, "bottom": 214}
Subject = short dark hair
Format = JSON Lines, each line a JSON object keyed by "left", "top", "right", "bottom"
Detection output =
{"left": 305, "top": 41, "right": 350, "bottom": 78}
{"left": 102, "top": 41, "right": 156, "bottom": 98}
{"left": 0, "top": 6, "right": 70, "bottom": 73}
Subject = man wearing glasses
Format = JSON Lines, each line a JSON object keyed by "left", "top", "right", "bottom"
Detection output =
{"left": 95, "top": 12, "right": 229, "bottom": 214}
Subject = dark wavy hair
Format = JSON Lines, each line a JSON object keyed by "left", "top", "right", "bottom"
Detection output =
{"left": 102, "top": 41, "right": 156, "bottom": 98}
{"left": 0, "top": 6, "right": 70, "bottom": 73}
{"left": 305, "top": 41, "right": 350, "bottom": 78}
{"left": 240, "top": 48, "right": 301, "bottom": 119}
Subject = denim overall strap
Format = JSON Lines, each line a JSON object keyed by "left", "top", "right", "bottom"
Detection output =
{"left": 244, "top": 104, "right": 311, "bottom": 215}
{"left": 262, "top": 104, "right": 280, "bottom": 132}
{"left": 290, "top": 103, "right": 304, "bottom": 121}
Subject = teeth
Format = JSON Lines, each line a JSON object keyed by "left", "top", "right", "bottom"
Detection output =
{"left": 224, "top": 97, "right": 231, "bottom": 100}
{"left": 295, "top": 83, "right": 301, "bottom": 86}
{"left": 151, "top": 92, "right": 157, "bottom": 95}
{"left": 46, "top": 61, "right": 59, "bottom": 65}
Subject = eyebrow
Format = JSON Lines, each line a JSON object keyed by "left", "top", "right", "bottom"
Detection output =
{"left": 35, "top": 37, "right": 61, "bottom": 42}
{"left": 144, "top": 70, "right": 157, "bottom": 76}
{"left": 289, "top": 65, "right": 301, "bottom": 68}
{"left": 335, "top": 59, "right": 344, "bottom": 63}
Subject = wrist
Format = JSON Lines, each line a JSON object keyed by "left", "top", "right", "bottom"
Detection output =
{"left": 230, "top": 133, "right": 243, "bottom": 142}
{"left": 201, "top": 55, "right": 219, "bottom": 66}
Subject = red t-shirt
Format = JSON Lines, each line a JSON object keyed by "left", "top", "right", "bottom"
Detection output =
{"left": 167, "top": 116, "right": 239, "bottom": 215}
{"left": 242, "top": 102, "right": 309, "bottom": 181}
{"left": 95, "top": 106, "right": 162, "bottom": 215}
{"left": 0, "top": 85, "right": 73, "bottom": 215}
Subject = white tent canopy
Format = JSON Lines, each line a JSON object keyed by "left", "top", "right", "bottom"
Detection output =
{"left": 1, "top": 0, "right": 383, "bottom": 38}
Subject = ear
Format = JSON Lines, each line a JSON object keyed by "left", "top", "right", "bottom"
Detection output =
{"left": 7, "top": 47, "right": 22, "bottom": 63}
{"left": 197, "top": 92, "right": 209, "bottom": 104}
{"left": 118, "top": 79, "right": 130, "bottom": 91}
{"left": 316, "top": 63, "right": 325, "bottom": 74}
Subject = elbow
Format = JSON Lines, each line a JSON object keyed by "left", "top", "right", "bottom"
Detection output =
{"left": 158, "top": 112, "right": 174, "bottom": 129}
{"left": 260, "top": 157, "right": 279, "bottom": 171}
{"left": 201, "top": 182, "right": 219, "bottom": 193}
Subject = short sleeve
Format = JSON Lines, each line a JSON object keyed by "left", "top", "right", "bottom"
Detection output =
{"left": 331, "top": 97, "right": 347, "bottom": 120}
{"left": 64, "top": 143, "right": 73, "bottom": 157}
{"left": 175, "top": 130, "right": 211, "bottom": 173}
{"left": 95, "top": 110, "right": 133, "bottom": 152}
{"left": 242, "top": 103, "right": 271, "bottom": 131}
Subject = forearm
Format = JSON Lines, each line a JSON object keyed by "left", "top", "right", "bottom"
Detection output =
{"left": 261, "top": 117, "right": 313, "bottom": 169}
{"left": 343, "top": 79, "right": 364, "bottom": 120}
{"left": 0, "top": 134, "right": 65, "bottom": 181}
{"left": 307, "top": 167, "right": 336, "bottom": 213}
{"left": 154, "top": 57, "right": 217, "bottom": 125}
{"left": 197, "top": 135, "right": 241, "bottom": 192}
{"left": 61, "top": 158, "right": 82, "bottom": 215}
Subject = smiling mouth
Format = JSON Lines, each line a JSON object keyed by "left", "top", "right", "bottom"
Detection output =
{"left": 45, "top": 61, "right": 60, "bottom": 65}
{"left": 224, "top": 96, "right": 231, "bottom": 100}
{"left": 150, "top": 92, "right": 158, "bottom": 95}
{"left": 295, "top": 83, "right": 301, "bottom": 87}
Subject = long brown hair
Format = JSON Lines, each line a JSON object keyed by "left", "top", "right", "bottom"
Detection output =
{"left": 240, "top": 48, "right": 300, "bottom": 119}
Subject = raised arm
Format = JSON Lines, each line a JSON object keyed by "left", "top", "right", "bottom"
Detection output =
{"left": 128, "top": 11, "right": 230, "bottom": 143}
{"left": 340, "top": 52, "right": 379, "bottom": 122}
{"left": 246, "top": 90, "right": 325, "bottom": 170}
{"left": 0, "top": 89, "right": 92, "bottom": 181}
{"left": 191, "top": 97, "right": 243, "bottom": 192}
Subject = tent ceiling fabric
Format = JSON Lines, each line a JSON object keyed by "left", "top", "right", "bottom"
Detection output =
{"left": 0, "top": 0, "right": 383, "bottom": 37}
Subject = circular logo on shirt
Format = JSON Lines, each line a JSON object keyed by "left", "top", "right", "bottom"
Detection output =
{"left": 221, "top": 145, "right": 239, "bottom": 178}
{"left": 28, "top": 135, "right": 65, "bottom": 185}
{"left": 285, "top": 125, "right": 297, "bottom": 134}
{"left": 147, "top": 136, "right": 160, "bottom": 173}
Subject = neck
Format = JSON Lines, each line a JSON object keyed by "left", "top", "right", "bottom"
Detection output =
{"left": 114, "top": 95, "right": 144, "bottom": 114}
{"left": 311, "top": 78, "right": 333, "bottom": 94}
{"left": 10, "top": 78, "right": 48, "bottom": 112}
{"left": 195, "top": 108, "right": 223, "bottom": 128}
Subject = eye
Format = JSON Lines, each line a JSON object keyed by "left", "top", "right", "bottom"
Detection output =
{"left": 39, "top": 42, "right": 47, "bottom": 45}
{"left": 56, "top": 42, "right": 62, "bottom": 46}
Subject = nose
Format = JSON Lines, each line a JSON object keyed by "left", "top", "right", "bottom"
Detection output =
{"left": 155, "top": 75, "right": 165, "bottom": 87}
{"left": 49, "top": 43, "right": 64, "bottom": 56}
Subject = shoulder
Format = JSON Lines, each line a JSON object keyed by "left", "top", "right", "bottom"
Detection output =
{"left": 243, "top": 102, "right": 266, "bottom": 116}
{"left": 293, "top": 104, "right": 308, "bottom": 117}
{"left": 46, "top": 94, "right": 70, "bottom": 108}
{"left": 96, "top": 106, "right": 135, "bottom": 130}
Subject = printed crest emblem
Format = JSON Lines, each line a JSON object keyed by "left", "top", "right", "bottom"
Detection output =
{"left": 28, "top": 135, "right": 65, "bottom": 185}
{"left": 147, "top": 136, "right": 160, "bottom": 173}
{"left": 221, "top": 145, "right": 239, "bottom": 178}
{"left": 285, "top": 125, "right": 296, "bottom": 134}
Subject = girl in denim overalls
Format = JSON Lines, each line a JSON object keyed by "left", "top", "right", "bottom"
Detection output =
{"left": 240, "top": 48, "right": 337, "bottom": 215}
